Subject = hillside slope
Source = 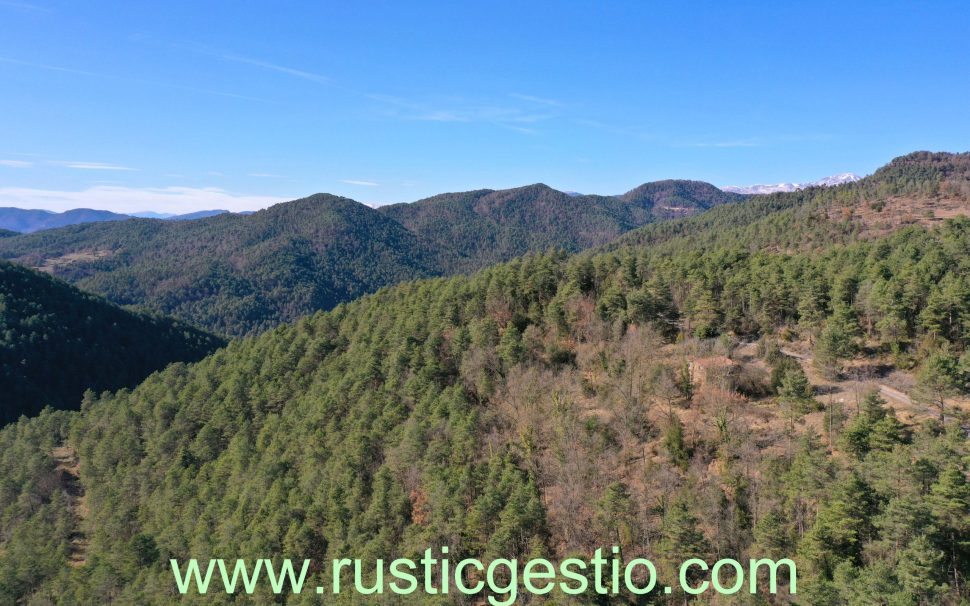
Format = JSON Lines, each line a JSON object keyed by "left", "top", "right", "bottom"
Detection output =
{"left": 1, "top": 154, "right": 969, "bottom": 603}
{"left": 0, "top": 261, "right": 224, "bottom": 424}
{"left": 605, "top": 151, "right": 970, "bottom": 257}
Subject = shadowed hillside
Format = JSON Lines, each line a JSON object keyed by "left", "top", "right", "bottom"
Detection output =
{"left": 0, "top": 261, "right": 225, "bottom": 424}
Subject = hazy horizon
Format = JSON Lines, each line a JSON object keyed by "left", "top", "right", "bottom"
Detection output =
{"left": 0, "top": 167, "right": 877, "bottom": 214}
{"left": 3, "top": 2, "right": 970, "bottom": 213}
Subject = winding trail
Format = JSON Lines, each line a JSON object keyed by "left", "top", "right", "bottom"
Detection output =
{"left": 52, "top": 445, "right": 88, "bottom": 567}
{"left": 778, "top": 347, "right": 936, "bottom": 417}
{"left": 877, "top": 384, "right": 913, "bottom": 407}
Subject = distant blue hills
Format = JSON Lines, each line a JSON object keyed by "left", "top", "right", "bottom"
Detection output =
{"left": 0, "top": 208, "right": 232, "bottom": 233}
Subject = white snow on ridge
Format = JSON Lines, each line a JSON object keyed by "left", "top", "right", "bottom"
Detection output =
{"left": 812, "top": 173, "right": 862, "bottom": 187}
{"left": 724, "top": 172, "right": 862, "bottom": 195}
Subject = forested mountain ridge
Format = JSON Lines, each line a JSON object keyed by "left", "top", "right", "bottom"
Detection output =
{"left": 379, "top": 180, "right": 743, "bottom": 271}
{"left": 380, "top": 184, "right": 642, "bottom": 271}
{"left": 616, "top": 178, "right": 745, "bottom": 217}
{"left": 2, "top": 184, "right": 970, "bottom": 603}
{"left": 0, "top": 194, "right": 443, "bottom": 336}
{"left": 0, "top": 180, "right": 743, "bottom": 335}
{"left": 0, "top": 260, "right": 225, "bottom": 425}
{"left": 2, "top": 153, "right": 960, "bottom": 339}
{"left": 606, "top": 151, "right": 970, "bottom": 257}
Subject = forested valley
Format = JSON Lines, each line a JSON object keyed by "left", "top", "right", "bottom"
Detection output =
{"left": 0, "top": 261, "right": 225, "bottom": 424}
{"left": 1, "top": 152, "right": 969, "bottom": 604}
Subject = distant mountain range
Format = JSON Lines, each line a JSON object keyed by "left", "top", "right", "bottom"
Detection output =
{"left": 0, "top": 179, "right": 743, "bottom": 335}
{"left": 0, "top": 159, "right": 950, "bottom": 338}
{"left": 0, "top": 208, "right": 233, "bottom": 233}
{"left": 0, "top": 208, "right": 131, "bottom": 233}
{"left": 723, "top": 172, "right": 862, "bottom": 194}
{"left": 130, "top": 209, "right": 231, "bottom": 221}
{"left": 1, "top": 173, "right": 859, "bottom": 235}
{"left": 1, "top": 181, "right": 746, "bottom": 235}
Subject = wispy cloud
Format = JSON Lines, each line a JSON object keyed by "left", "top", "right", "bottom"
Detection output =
{"left": 53, "top": 161, "right": 136, "bottom": 171}
{"left": 686, "top": 139, "right": 762, "bottom": 148}
{"left": 0, "top": 1, "right": 51, "bottom": 13}
{"left": 416, "top": 107, "right": 549, "bottom": 124}
{"left": 219, "top": 52, "right": 330, "bottom": 84}
{"left": 368, "top": 93, "right": 551, "bottom": 133}
{"left": 248, "top": 172, "right": 289, "bottom": 178}
{"left": 572, "top": 118, "right": 656, "bottom": 141}
{"left": 179, "top": 49, "right": 552, "bottom": 134}
{"left": 341, "top": 179, "right": 379, "bottom": 187}
{"left": 0, "top": 185, "right": 289, "bottom": 214}
{"left": 498, "top": 124, "right": 539, "bottom": 135}
{"left": 0, "top": 56, "right": 98, "bottom": 76}
{"left": 509, "top": 93, "right": 564, "bottom": 107}
{"left": 0, "top": 56, "right": 268, "bottom": 102}
{"left": 0, "top": 159, "right": 33, "bottom": 168}
{"left": 674, "top": 133, "right": 836, "bottom": 149}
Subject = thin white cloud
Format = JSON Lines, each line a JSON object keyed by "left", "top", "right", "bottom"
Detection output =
{"left": 53, "top": 161, "right": 136, "bottom": 171}
{"left": 572, "top": 118, "right": 656, "bottom": 141}
{"left": 0, "top": 56, "right": 98, "bottom": 76}
{"left": 415, "top": 106, "right": 550, "bottom": 124}
{"left": 220, "top": 52, "right": 330, "bottom": 84}
{"left": 369, "top": 94, "right": 552, "bottom": 132}
{"left": 0, "top": 185, "right": 289, "bottom": 214}
{"left": 509, "top": 93, "right": 564, "bottom": 107}
{"left": 187, "top": 45, "right": 553, "bottom": 130}
{"left": 498, "top": 124, "right": 539, "bottom": 135}
{"left": 341, "top": 179, "right": 379, "bottom": 187}
{"left": 0, "top": 159, "right": 32, "bottom": 168}
{"left": 0, "top": 1, "right": 51, "bottom": 12}
{"left": 248, "top": 172, "right": 288, "bottom": 178}
{"left": 687, "top": 139, "right": 761, "bottom": 148}
{"left": 415, "top": 110, "right": 466, "bottom": 123}
{"left": 0, "top": 56, "right": 267, "bottom": 102}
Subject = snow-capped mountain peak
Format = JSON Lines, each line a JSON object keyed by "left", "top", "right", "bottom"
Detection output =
{"left": 723, "top": 172, "right": 862, "bottom": 195}
{"left": 812, "top": 173, "right": 862, "bottom": 187}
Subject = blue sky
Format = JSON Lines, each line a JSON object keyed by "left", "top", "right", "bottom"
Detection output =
{"left": 1, "top": 1, "right": 969, "bottom": 213}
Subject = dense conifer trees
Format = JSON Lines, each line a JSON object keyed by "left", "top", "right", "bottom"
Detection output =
{"left": 1, "top": 152, "right": 969, "bottom": 603}
{"left": 0, "top": 261, "right": 224, "bottom": 424}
